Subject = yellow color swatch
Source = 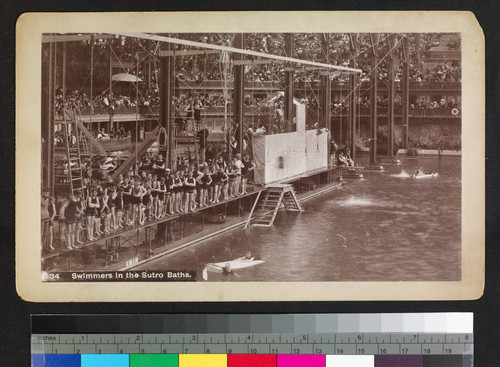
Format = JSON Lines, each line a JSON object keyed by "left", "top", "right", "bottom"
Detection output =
{"left": 179, "top": 354, "right": 227, "bottom": 367}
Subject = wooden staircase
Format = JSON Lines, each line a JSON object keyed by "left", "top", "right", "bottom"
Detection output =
{"left": 245, "top": 184, "right": 302, "bottom": 228}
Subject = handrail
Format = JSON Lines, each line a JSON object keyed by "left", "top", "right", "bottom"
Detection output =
{"left": 245, "top": 190, "right": 263, "bottom": 229}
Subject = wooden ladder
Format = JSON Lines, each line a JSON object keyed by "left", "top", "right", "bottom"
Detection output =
{"left": 54, "top": 109, "right": 85, "bottom": 196}
{"left": 245, "top": 184, "right": 302, "bottom": 227}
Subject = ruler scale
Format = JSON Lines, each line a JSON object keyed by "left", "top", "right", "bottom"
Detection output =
{"left": 31, "top": 314, "right": 474, "bottom": 367}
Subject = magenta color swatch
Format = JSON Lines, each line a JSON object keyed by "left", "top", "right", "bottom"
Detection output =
{"left": 278, "top": 354, "right": 326, "bottom": 367}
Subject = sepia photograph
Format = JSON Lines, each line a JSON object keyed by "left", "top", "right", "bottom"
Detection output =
{"left": 16, "top": 12, "right": 484, "bottom": 301}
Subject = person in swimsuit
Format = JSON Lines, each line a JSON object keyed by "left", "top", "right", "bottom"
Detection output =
{"left": 194, "top": 99, "right": 203, "bottom": 132}
{"left": 207, "top": 162, "right": 216, "bottom": 204}
{"left": 227, "top": 159, "right": 238, "bottom": 198}
{"left": 140, "top": 185, "right": 152, "bottom": 225}
{"left": 167, "top": 171, "right": 176, "bottom": 215}
{"left": 85, "top": 188, "right": 99, "bottom": 241}
{"left": 153, "top": 155, "right": 165, "bottom": 179}
{"left": 241, "top": 154, "right": 256, "bottom": 195}
{"left": 58, "top": 196, "right": 70, "bottom": 243}
{"left": 198, "top": 167, "right": 212, "bottom": 207}
{"left": 114, "top": 185, "right": 124, "bottom": 229}
{"left": 184, "top": 170, "right": 197, "bottom": 212}
{"left": 174, "top": 170, "right": 184, "bottom": 213}
{"left": 130, "top": 180, "right": 146, "bottom": 225}
{"left": 213, "top": 165, "right": 228, "bottom": 203}
{"left": 234, "top": 153, "right": 245, "bottom": 195}
{"left": 64, "top": 193, "right": 80, "bottom": 250}
{"left": 74, "top": 190, "right": 85, "bottom": 244}
{"left": 121, "top": 177, "right": 132, "bottom": 225}
{"left": 47, "top": 196, "right": 56, "bottom": 250}
{"left": 94, "top": 191, "right": 104, "bottom": 236}
{"left": 156, "top": 177, "right": 167, "bottom": 218}
{"left": 101, "top": 189, "right": 111, "bottom": 234}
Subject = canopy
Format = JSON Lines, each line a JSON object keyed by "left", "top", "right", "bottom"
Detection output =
{"left": 111, "top": 73, "right": 143, "bottom": 82}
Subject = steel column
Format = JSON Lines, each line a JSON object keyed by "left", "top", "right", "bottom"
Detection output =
{"left": 159, "top": 48, "right": 173, "bottom": 168}
{"left": 284, "top": 34, "right": 294, "bottom": 132}
{"left": 402, "top": 36, "right": 410, "bottom": 149}
{"left": 387, "top": 60, "right": 395, "bottom": 158}
{"left": 233, "top": 33, "right": 245, "bottom": 155}
{"left": 321, "top": 34, "right": 331, "bottom": 130}
{"left": 370, "top": 34, "right": 379, "bottom": 165}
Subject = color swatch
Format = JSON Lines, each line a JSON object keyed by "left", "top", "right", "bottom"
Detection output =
{"left": 31, "top": 354, "right": 472, "bottom": 367}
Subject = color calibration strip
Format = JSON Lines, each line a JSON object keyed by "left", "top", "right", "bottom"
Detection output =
{"left": 31, "top": 314, "right": 473, "bottom": 367}
{"left": 31, "top": 354, "right": 473, "bottom": 367}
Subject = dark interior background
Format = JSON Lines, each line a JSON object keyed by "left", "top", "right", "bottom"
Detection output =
{"left": 1, "top": 1, "right": 498, "bottom": 366}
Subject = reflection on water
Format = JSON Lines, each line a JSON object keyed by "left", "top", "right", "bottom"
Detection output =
{"left": 138, "top": 156, "right": 461, "bottom": 282}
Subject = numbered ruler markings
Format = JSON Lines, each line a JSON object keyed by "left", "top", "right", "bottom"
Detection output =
{"left": 31, "top": 333, "right": 474, "bottom": 355}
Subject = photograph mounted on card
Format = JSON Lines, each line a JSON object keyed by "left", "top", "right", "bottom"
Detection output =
{"left": 15, "top": 11, "right": 484, "bottom": 301}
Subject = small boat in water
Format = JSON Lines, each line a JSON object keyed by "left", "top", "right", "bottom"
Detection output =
{"left": 411, "top": 172, "right": 438, "bottom": 179}
{"left": 202, "top": 256, "right": 265, "bottom": 280}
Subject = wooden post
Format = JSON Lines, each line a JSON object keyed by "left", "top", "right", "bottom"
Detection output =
{"left": 369, "top": 34, "right": 380, "bottom": 165}
{"left": 284, "top": 33, "right": 294, "bottom": 132}
{"left": 233, "top": 33, "right": 245, "bottom": 154}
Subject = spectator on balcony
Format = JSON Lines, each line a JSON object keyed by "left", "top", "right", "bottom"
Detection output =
{"left": 185, "top": 100, "right": 194, "bottom": 134}
{"left": 101, "top": 157, "right": 116, "bottom": 172}
{"left": 174, "top": 104, "right": 184, "bottom": 134}
{"left": 97, "top": 128, "right": 110, "bottom": 140}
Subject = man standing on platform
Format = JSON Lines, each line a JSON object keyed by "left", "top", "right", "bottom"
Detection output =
{"left": 194, "top": 99, "right": 203, "bottom": 132}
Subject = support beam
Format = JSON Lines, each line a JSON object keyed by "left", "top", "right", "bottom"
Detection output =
{"left": 233, "top": 33, "right": 245, "bottom": 155}
{"left": 284, "top": 33, "right": 294, "bottom": 132}
{"left": 42, "top": 34, "right": 117, "bottom": 43}
{"left": 159, "top": 50, "right": 221, "bottom": 56}
{"left": 42, "top": 41, "right": 54, "bottom": 193}
{"left": 320, "top": 33, "right": 331, "bottom": 130}
{"left": 387, "top": 35, "right": 399, "bottom": 158}
{"left": 348, "top": 33, "right": 359, "bottom": 161}
{"left": 369, "top": 34, "right": 379, "bottom": 165}
{"left": 402, "top": 35, "right": 410, "bottom": 149}
{"left": 121, "top": 33, "right": 362, "bottom": 74}
{"left": 349, "top": 72, "right": 358, "bottom": 161}
{"left": 159, "top": 45, "right": 173, "bottom": 168}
